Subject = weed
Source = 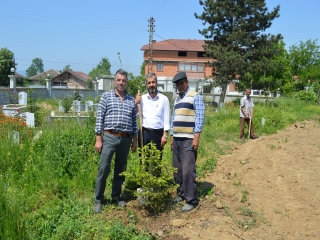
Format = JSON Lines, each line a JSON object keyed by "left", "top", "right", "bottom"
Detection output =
{"left": 235, "top": 207, "right": 258, "bottom": 230}
{"left": 241, "top": 190, "right": 248, "bottom": 203}
{"left": 270, "top": 144, "right": 276, "bottom": 150}
{"left": 233, "top": 181, "right": 242, "bottom": 186}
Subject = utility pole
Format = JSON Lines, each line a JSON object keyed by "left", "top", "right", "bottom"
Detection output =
{"left": 148, "top": 17, "right": 155, "bottom": 73}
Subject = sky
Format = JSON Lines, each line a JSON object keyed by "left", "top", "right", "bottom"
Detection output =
{"left": 1, "top": 0, "right": 319, "bottom": 77}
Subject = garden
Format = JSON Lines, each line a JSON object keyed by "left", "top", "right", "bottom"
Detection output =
{"left": 1, "top": 94, "right": 320, "bottom": 239}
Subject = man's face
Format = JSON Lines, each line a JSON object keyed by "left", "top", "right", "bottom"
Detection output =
{"left": 245, "top": 90, "right": 251, "bottom": 98}
{"left": 114, "top": 73, "right": 128, "bottom": 92}
{"left": 175, "top": 79, "right": 188, "bottom": 93}
{"left": 146, "top": 76, "right": 157, "bottom": 94}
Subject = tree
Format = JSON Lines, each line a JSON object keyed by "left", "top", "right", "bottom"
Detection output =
{"left": 0, "top": 48, "right": 15, "bottom": 86}
{"left": 289, "top": 39, "right": 320, "bottom": 87}
{"left": 62, "top": 64, "right": 72, "bottom": 72}
{"left": 126, "top": 72, "right": 146, "bottom": 97}
{"left": 89, "top": 57, "right": 111, "bottom": 79}
{"left": 195, "top": 0, "right": 282, "bottom": 103}
{"left": 26, "top": 58, "right": 44, "bottom": 77}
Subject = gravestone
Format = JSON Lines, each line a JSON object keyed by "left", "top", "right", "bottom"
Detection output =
{"left": 58, "top": 100, "right": 65, "bottom": 112}
{"left": 85, "top": 100, "right": 93, "bottom": 112}
{"left": 72, "top": 100, "right": 81, "bottom": 112}
{"left": 25, "top": 112, "right": 35, "bottom": 127}
{"left": 8, "top": 131, "right": 19, "bottom": 145}
{"left": 19, "top": 92, "right": 27, "bottom": 105}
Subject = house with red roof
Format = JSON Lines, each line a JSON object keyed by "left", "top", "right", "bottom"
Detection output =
{"left": 141, "top": 39, "right": 237, "bottom": 94}
{"left": 51, "top": 70, "right": 92, "bottom": 89}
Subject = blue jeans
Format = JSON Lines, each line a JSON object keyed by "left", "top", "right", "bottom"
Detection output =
{"left": 94, "top": 133, "right": 132, "bottom": 203}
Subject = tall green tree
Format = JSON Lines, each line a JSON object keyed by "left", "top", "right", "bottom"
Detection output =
{"left": 62, "top": 64, "right": 72, "bottom": 72}
{"left": 26, "top": 58, "right": 44, "bottom": 77}
{"left": 195, "top": 0, "right": 282, "bottom": 102}
{"left": 0, "top": 48, "right": 15, "bottom": 86}
{"left": 89, "top": 57, "right": 111, "bottom": 79}
{"left": 289, "top": 39, "right": 320, "bottom": 87}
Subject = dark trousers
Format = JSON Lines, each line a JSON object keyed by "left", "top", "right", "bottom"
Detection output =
{"left": 138, "top": 128, "right": 163, "bottom": 176}
{"left": 240, "top": 117, "right": 255, "bottom": 138}
{"left": 172, "top": 137, "right": 198, "bottom": 205}
{"left": 94, "top": 133, "right": 132, "bottom": 203}
{"left": 138, "top": 128, "right": 163, "bottom": 151}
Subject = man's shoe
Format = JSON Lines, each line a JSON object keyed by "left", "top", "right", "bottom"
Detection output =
{"left": 172, "top": 196, "right": 183, "bottom": 203}
{"left": 241, "top": 136, "right": 245, "bottom": 141}
{"left": 94, "top": 202, "right": 102, "bottom": 213}
{"left": 112, "top": 198, "right": 126, "bottom": 207}
{"left": 251, "top": 136, "right": 259, "bottom": 139}
{"left": 181, "top": 203, "right": 196, "bottom": 212}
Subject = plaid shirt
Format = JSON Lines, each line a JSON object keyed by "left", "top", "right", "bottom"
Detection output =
{"left": 170, "top": 87, "right": 205, "bottom": 134}
{"left": 95, "top": 89, "right": 138, "bottom": 136}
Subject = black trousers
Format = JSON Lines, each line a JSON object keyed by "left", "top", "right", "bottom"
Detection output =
{"left": 138, "top": 128, "right": 164, "bottom": 176}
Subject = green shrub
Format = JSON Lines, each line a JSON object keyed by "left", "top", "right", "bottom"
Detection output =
{"left": 294, "top": 90, "right": 317, "bottom": 103}
{"left": 122, "top": 143, "right": 178, "bottom": 214}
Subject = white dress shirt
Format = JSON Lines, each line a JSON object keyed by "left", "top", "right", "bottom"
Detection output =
{"left": 140, "top": 92, "right": 170, "bottom": 130}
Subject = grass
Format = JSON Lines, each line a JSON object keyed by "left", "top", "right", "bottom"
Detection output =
{"left": 0, "top": 97, "right": 319, "bottom": 238}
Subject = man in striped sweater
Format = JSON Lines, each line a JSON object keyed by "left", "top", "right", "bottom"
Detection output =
{"left": 170, "top": 72, "right": 205, "bottom": 212}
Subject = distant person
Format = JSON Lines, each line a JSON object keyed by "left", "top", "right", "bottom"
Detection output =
{"left": 135, "top": 72, "right": 170, "bottom": 157}
{"left": 170, "top": 72, "right": 205, "bottom": 212}
{"left": 240, "top": 88, "right": 257, "bottom": 140}
{"left": 93, "top": 69, "right": 138, "bottom": 213}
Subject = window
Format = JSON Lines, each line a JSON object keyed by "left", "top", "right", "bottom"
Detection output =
{"left": 197, "top": 65, "right": 204, "bottom": 71}
{"left": 179, "top": 63, "right": 185, "bottom": 71}
{"left": 192, "top": 65, "right": 197, "bottom": 71}
{"left": 185, "top": 63, "right": 191, "bottom": 71}
{"left": 178, "top": 62, "right": 205, "bottom": 72}
{"left": 197, "top": 52, "right": 205, "bottom": 57}
{"left": 156, "top": 63, "right": 163, "bottom": 71}
{"left": 178, "top": 51, "right": 187, "bottom": 57}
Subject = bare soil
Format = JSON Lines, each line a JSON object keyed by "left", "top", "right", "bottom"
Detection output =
{"left": 106, "top": 117, "right": 320, "bottom": 239}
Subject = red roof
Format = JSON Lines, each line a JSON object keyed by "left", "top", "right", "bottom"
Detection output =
{"left": 141, "top": 39, "right": 206, "bottom": 52}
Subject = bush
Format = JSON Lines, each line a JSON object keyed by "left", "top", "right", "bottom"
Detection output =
{"left": 294, "top": 90, "right": 317, "bottom": 103}
{"left": 122, "top": 143, "right": 178, "bottom": 214}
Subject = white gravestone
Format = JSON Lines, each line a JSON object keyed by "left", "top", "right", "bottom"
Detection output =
{"left": 72, "top": 100, "right": 81, "bottom": 112}
{"left": 25, "top": 112, "right": 35, "bottom": 127}
{"left": 8, "top": 131, "right": 19, "bottom": 145}
{"left": 58, "top": 100, "right": 65, "bottom": 112}
{"left": 85, "top": 100, "right": 93, "bottom": 112}
{"left": 19, "top": 92, "right": 28, "bottom": 105}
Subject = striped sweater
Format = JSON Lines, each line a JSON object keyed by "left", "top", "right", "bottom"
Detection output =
{"left": 172, "top": 90, "right": 197, "bottom": 138}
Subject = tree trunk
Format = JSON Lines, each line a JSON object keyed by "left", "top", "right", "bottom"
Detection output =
{"left": 219, "top": 82, "right": 227, "bottom": 103}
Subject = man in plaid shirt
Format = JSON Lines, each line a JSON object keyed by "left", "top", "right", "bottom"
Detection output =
{"left": 93, "top": 69, "right": 138, "bottom": 213}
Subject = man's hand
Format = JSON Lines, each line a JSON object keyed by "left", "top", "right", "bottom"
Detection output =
{"left": 95, "top": 137, "right": 103, "bottom": 154}
{"left": 135, "top": 94, "right": 142, "bottom": 104}
{"left": 160, "top": 136, "right": 167, "bottom": 147}
{"left": 192, "top": 133, "right": 201, "bottom": 151}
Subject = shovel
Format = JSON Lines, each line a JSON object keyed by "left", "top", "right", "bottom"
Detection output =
{"left": 248, "top": 117, "right": 252, "bottom": 140}
{"left": 137, "top": 90, "right": 144, "bottom": 162}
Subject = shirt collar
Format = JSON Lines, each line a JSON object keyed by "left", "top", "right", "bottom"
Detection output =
{"left": 113, "top": 89, "right": 128, "bottom": 99}
{"left": 178, "top": 87, "right": 190, "bottom": 98}
{"left": 147, "top": 91, "right": 160, "bottom": 100}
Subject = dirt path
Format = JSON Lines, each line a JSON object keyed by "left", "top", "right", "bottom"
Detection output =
{"left": 132, "top": 118, "right": 320, "bottom": 239}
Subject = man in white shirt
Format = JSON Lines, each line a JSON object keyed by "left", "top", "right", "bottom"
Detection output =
{"left": 240, "top": 88, "right": 257, "bottom": 140}
{"left": 135, "top": 72, "right": 170, "bottom": 153}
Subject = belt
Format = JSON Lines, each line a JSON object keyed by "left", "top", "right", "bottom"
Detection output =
{"left": 142, "top": 127, "right": 163, "bottom": 134}
{"left": 104, "top": 130, "right": 131, "bottom": 137}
